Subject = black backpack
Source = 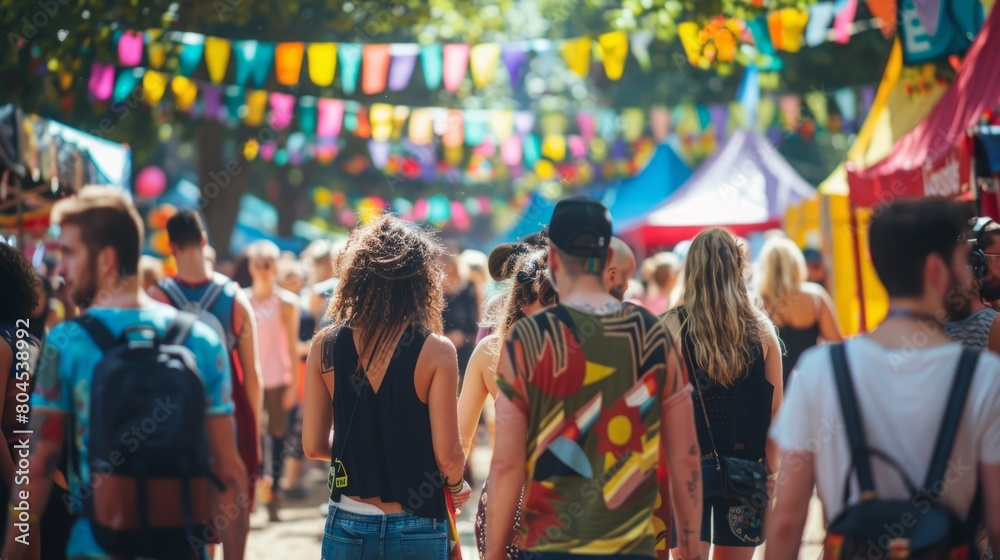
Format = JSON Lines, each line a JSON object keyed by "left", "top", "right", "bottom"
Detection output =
{"left": 824, "top": 343, "right": 981, "bottom": 560}
{"left": 72, "top": 312, "right": 223, "bottom": 559}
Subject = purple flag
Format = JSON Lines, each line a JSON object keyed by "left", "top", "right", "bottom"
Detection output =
{"left": 502, "top": 44, "right": 529, "bottom": 84}
{"left": 859, "top": 84, "right": 876, "bottom": 122}
{"left": 388, "top": 45, "right": 419, "bottom": 91}
{"left": 710, "top": 104, "right": 729, "bottom": 142}
{"left": 514, "top": 112, "right": 535, "bottom": 135}
{"left": 202, "top": 85, "right": 223, "bottom": 121}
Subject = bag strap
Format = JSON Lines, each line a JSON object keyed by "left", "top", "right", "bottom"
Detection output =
{"left": 677, "top": 307, "right": 722, "bottom": 465}
{"left": 158, "top": 277, "right": 190, "bottom": 309}
{"left": 830, "top": 342, "right": 878, "bottom": 501}
{"left": 198, "top": 277, "right": 227, "bottom": 311}
{"left": 164, "top": 312, "right": 197, "bottom": 346}
{"left": 72, "top": 315, "right": 118, "bottom": 354}
{"left": 922, "top": 348, "right": 979, "bottom": 497}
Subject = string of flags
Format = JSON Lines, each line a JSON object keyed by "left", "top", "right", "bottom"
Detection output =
{"left": 95, "top": 0, "right": 877, "bottom": 95}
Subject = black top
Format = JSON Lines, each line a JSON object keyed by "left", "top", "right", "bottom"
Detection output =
{"left": 442, "top": 282, "right": 479, "bottom": 371}
{"left": 325, "top": 325, "right": 447, "bottom": 521}
{"left": 678, "top": 306, "right": 773, "bottom": 462}
{"left": 777, "top": 322, "right": 819, "bottom": 389}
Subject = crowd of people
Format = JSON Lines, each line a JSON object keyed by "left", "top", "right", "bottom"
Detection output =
{"left": 0, "top": 186, "right": 998, "bottom": 560}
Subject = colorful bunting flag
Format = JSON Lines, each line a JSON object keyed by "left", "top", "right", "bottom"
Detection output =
{"left": 362, "top": 44, "right": 391, "bottom": 95}
{"left": 597, "top": 32, "right": 629, "bottom": 80}
{"left": 250, "top": 42, "right": 275, "bottom": 88}
{"left": 420, "top": 44, "right": 443, "bottom": 89}
{"left": 502, "top": 44, "right": 529, "bottom": 84}
{"left": 141, "top": 70, "right": 168, "bottom": 106}
{"left": 307, "top": 43, "right": 337, "bottom": 87}
{"left": 171, "top": 76, "right": 198, "bottom": 111}
{"left": 146, "top": 30, "right": 166, "bottom": 69}
{"left": 650, "top": 107, "right": 671, "bottom": 141}
{"left": 113, "top": 68, "right": 141, "bottom": 103}
{"left": 118, "top": 30, "right": 144, "bottom": 67}
{"left": 833, "top": 0, "right": 858, "bottom": 43}
{"left": 805, "top": 2, "right": 836, "bottom": 47}
{"left": 245, "top": 90, "right": 268, "bottom": 126}
{"left": 443, "top": 44, "right": 470, "bottom": 92}
{"left": 269, "top": 92, "right": 296, "bottom": 130}
{"left": 233, "top": 41, "right": 258, "bottom": 86}
{"left": 370, "top": 104, "right": 394, "bottom": 142}
{"left": 275, "top": 42, "right": 305, "bottom": 86}
{"left": 562, "top": 37, "right": 592, "bottom": 77}
{"left": 470, "top": 43, "right": 502, "bottom": 88}
{"left": 629, "top": 31, "right": 655, "bottom": 72}
{"left": 339, "top": 44, "right": 363, "bottom": 95}
{"left": 204, "top": 37, "right": 232, "bottom": 84}
{"left": 388, "top": 44, "right": 419, "bottom": 91}
{"left": 768, "top": 9, "right": 810, "bottom": 52}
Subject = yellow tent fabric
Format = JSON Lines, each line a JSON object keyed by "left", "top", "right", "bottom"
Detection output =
{"left": 784, "top": 39, "right": 948, "bottom": 334}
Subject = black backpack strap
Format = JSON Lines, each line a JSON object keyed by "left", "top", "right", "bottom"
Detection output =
{"left": 158, "top": 277, "right": 189, "bottom": 309}
{"left": 922, "top": 348, "right": 979, "bottom": 498}
{"left": 72, "top": 315, "right": 118, "bottom": 355}
{"left": 164, "top": 312, "right": 198, "bottom": 346}
{"left": 830, "top": 343, "right": 878, "bottom": 502}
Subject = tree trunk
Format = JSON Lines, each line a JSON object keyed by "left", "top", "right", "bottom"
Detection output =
{"left": 197, "top": 122, "right": 246, "bottom": 258}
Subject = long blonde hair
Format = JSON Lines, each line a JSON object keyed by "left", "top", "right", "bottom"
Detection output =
{"left": 677, "top": 228, "right": 761, "bottom": 387}
{"left": 756, "top": 237, "right": 807, "bottom": 314}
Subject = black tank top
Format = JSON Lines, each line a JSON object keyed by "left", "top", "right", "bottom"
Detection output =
{"left": 324, "top": 325, "right": 447, "bottom": 521}
{"left": 679, "top": 307, "right": 773, "bottom": 462}
{"left": 771, "top": 294, "right": 821, "bottom": 389}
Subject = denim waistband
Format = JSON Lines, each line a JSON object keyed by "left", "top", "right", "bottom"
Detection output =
{"left": 328, "top": 500, "right": 441, "bottom": 530}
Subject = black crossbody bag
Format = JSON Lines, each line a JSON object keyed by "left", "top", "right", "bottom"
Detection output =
{"left": 824, "top": 343, "right": 981, "bottom": 560}
{"left": 679, "top": 310, "right": 769, "bottom": 506}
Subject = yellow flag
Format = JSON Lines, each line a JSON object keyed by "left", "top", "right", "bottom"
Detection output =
{"left": 142, "top": 70, "right": 168, "bottom": 106}
{"left": 677, "top": 22, "right": 701, "bottom": 64}
{"left": 490, "top": 110, "right": 514, "bottom": 141}
{"left": 245, "top": 90, "right": 269, "bottom": 126}
{"left": 307, "top": 43, "right": 337, "bottom": 87}
{"left": 597, "top": 32, "right": 628, "bottom": 80}
{"left": 469, "top": 43, "right": 501, "bottom": 89}
{"left": 370, "top": 103, "right": 394, "bottom": 142}
{"left": 146, "top": 29, "right": 166, "bottom": 69}
{"left": 561, "top": 37, "right": 592, "bottom": 78}
{"left": 408, "top": 108, "right": 434, "bottom": 144}
{"left": 541, "top": 134, "right": 566, "bottom": 162}
{"left": 621, "top": 108, "right": 644, "bottom": 141}
{"left": 171, "top": 76, "right": 198, "bottom": 111}
{"left": 204, "top": 37, "right": 231, "bottom": 84}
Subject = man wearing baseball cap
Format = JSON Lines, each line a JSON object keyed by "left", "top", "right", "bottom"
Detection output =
{"left": 486, "top": 197, "right": 704, "bottom": 560}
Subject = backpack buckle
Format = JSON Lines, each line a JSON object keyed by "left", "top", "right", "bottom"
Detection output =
{"left": 887, "top": 538, "right": 910, "bottom": 559}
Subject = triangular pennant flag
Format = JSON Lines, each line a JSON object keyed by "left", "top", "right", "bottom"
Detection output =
{"left": 362, "top": 44, "right": 391, "bottom": 95}
{"left": 443, "top": 44, "right": 470, "bottom": 92}
{"left": 500, "top": 136, "right": 522, "bottom": 165}
{"left": 865, "top": 0, "right": 897, "bottom": 36}
{"left": 420, "top": 44, "right": 443, "bottom": 89}
{"left": 171, "top": 76, "right": 198, "bottom": 112}
{"left": 523, "top": 134, "right": 541, "bottom": 166}
{"left": 501, "top": 44, "right": 528, "bottom": 84}
{"left": 113, "top": 68, "right": 142, "bottom": 104}
{"left": 465, "top": 111, "right": 488, "bottom": 146}
{"left": 621, "top": 108, "right": 644, "bottom": 141}
{"left": 369, "top": 140, "right": 391, "bottom": 169}
{"left": 145, "top": 30, "right": 166, "bottom": 69}
{"left": 299, "top": 96, "right": 317, "bottom": 134}
{"left": 469, "top": 43, "right": 501, "bottom": 88}
{"left": 805, "top": 91, "right": 829, "bottom": 127}
{"left": 317, "top": 98, "right": 344, "bottom": 138}
{"left": 805, "top": 2, "right": 835, "bottom": 47}
{"left": 490, "top": 110, "right": 514, "bottom": 141}
{"left": 834, "top": 87, "right": 856, "bottom": 122}
{"left": 442, "top": 109, "right": 464, "bottom": 147}
{"left": 597, "top": 32, "right": 629, "bottom": 80}
{"left": 541, "top": 113, "right": 568, "bottom": 136}
{"left": 204, "top": 37, "right": 232, "bottom": 84}
{"left": 561, "top": 37, "right": 592, "bottom": 77}
{"left": 769, "top": 9, "right": 810, "bottom": 52}
{"left": 250, "top": 42, "right": 275, "bottom": 88}
{"left": 269, "top": 92, "right": 296, "bottom": 130}
{"left": 141, "top": 70, "right": 168, "bottom": 107}
{"left": 568, "top": 135, "right": 587, "bottom": 159}
{"left": 339, "top": 44, "right": 363, "bottom": 95}
{"left": 307, "top": 43, "right": 337, "bottom": 87}
{"left": 514, "top": 112, "right": 535, "bottom": 135}
{"left": 630, "top": 31, "right": 655, "bottom": 72}
{"left": 118, "top": 30, "right": 144, "bottom": 67}
{"left": 408, "top": 108, "right": 434, "bottom": 144}
{"left": 678, "top": 22, "right": 702, "bottom": 64}
{"left": 275, "top": 42, "right": 304, "bottom": 86}
{"left": 748, "top": 17, "right": 783, "bottom": 71}
{"left": 370, "top": 103, "right": 394, "bottom": 142}
{"left": 833, "top": 0, "right": 858, "bottom": 43}
{"left": 245, "top": 90, "right": 269, "bottom": 126}
{"left": 388, "top": 44, "right": 419, "bottom": 91}
{"left": 597, "top": 109, "right": 618, "bottom": 140}
{"left": 391, "top": 105, "right": 409, "bottom": 141}
{"left": 233, "top": 41, "right": 258, "bottom": 86}
{"left": 576, "top": 112, "right": 595, "bottom": 141}
{"left": 177, "top": 36, "right": 205, "bottom": 77}
{"left": 649, "top": 107, "right": 671, "bottom": 141}
{"left": 224, "top": 85, "right": 244, "bottom": 121}
{"left": 202, "top": 84, "right": 223, "bottom": 120}
{"left": 541, "top": 134, "right": 566, "bottom": 161}
{"left": 757, "top": 96, "right": 777, "bottom": 130}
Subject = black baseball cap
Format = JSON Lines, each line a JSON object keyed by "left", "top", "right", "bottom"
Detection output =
{"left": 546, "top": 197, "right": 612, "bottom": 258}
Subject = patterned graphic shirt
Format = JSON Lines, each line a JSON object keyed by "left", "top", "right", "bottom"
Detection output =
{"left": 497, "top": 303, "right": 690, "bottom": 558}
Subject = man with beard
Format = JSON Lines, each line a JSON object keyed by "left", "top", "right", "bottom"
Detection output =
{"left": 944, "top": 217, "right": 1000, "bottom": 351}
{"left": 1, "top": 187, "right": 247, "bottom": 560}
{"left": 766, "top": 198, "right": 1000, "bottom": 558}
{"left": 603, "top": 237, "right": 636, "bottom": 302}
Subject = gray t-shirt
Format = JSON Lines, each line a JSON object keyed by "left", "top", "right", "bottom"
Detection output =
{"left": 945, "top": 307, "right": 997, "bottom": 349}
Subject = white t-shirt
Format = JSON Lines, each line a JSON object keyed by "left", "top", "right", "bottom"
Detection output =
{"left": 770, "top": 337, "right": 1000, "bottom": 523}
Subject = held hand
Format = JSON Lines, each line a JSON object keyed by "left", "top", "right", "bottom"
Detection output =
{"left": 451, "top": 480, "right": 473, "bottom": 511}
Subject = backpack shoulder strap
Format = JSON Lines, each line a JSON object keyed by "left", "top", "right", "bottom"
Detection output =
{"left": 198, "top": 276, "right": 228, "bottom": 311}
{"left": 158, "top": 277, "right": 190, "bottom": 309}
{"left": 830, "top": 342, "right": 878, "bottom": 501}
{"left": 922, "top": 348, "right": 979, "bottom": 497}
{"left": 72, "top": 315, "right": 118, "bottom": 354}
{"left": 164, "top": 312, "right": 198, "bottom": 346}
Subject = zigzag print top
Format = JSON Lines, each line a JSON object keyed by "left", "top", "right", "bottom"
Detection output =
{"left": 497, "top": 303, "right": 690, "bottom": 558}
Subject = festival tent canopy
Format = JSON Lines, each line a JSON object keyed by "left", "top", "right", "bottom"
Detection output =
{"left": 621, "top": 128, "right": 815, "bottom": 248}
{"left": 846, "top": 3, "right": 1000, "bottom": 206}
{"left": 492, "top": 142, "right": 690, "bottom": 245}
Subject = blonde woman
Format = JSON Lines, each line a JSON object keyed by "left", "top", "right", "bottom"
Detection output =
{"left": 642, "top": 251, "right": 682, "bottom": 315}
{"left": 757, "top": 237, "right": 842, "bottom": 387}
{"left": 664, "top": 228, "right": 783, "bottom": 559}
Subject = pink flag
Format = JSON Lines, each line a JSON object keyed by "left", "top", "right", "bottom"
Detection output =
{"left": 833, "top": 0, "right": 858, "bottom": 44}
{"left": 89, "top": 62, "right": 114, "bottom": 100}
{"left": 362, "top": 45, "right": 391, "bottom": 95}
{"left": 118, "top": 30, "right": 144, "bottom": 67}
{"left": 269, "top": 92, "right": 296, "bottom": 130}
{"left": 443, "top": 44, "right": 470, "bottom": 92}
{"left": 576, "top": 112, "right": 595, "bottom": 141}
{"left": 501, "top": 136, "right": 522, "bottom": 165}
{"left": 317, "top": 99, "right": 344, "bottom": 138}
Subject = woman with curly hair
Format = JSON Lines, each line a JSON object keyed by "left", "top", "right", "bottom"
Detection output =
{"left": 458, "top": 246, "right": 557, "bottom": 560}
{"left": 663, "top": 229, "right": 783, "bottom": 558}
{"left": 302, "top": 215, "right": 471, "bottom": 559}
{"left": 0, "top": 242, "right": 43, "bottom": 541}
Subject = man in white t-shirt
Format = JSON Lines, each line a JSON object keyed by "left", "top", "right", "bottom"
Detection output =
{"left": 765, "top": 198, "right": 1000, "bottom": 559}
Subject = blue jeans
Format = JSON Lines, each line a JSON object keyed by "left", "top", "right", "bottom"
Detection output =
{"left": 321, "top": 500, "right": 448, "bottom": 560}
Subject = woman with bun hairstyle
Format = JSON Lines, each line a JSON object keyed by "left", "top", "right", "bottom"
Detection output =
{"left": 458, "top": 246, "right": 557, "bottom": 560}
